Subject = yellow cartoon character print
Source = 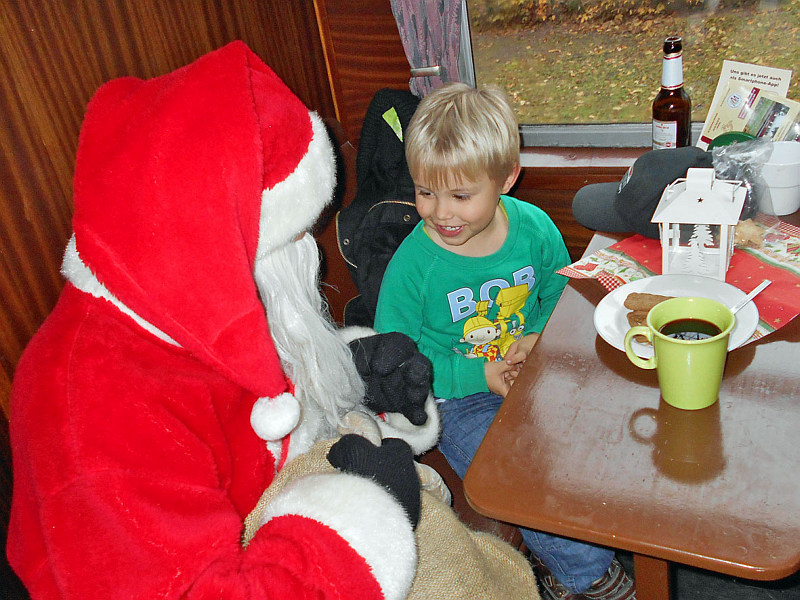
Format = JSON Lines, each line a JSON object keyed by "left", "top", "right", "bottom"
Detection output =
{"left": 493, "top": 284, "right": 528, "bottom": 357}
{"left": 460, "top": 301, "right": 500, "bottom": 362}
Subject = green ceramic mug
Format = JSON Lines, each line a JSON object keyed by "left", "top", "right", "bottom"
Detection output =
{"left": 623, "top": 297, "right": 735, "bottom": 410}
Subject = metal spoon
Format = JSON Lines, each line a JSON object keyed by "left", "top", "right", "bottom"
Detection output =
{"left": 730, "top": 279, "right": 771, "bottom": 315}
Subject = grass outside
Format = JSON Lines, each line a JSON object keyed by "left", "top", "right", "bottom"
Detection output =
{"left": 471, "top": 1, "right": 800, "bottom": 124}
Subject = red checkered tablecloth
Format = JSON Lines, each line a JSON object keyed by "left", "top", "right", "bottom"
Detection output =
{"left": 557, "top": 214, "right": 800, "bottom": 340}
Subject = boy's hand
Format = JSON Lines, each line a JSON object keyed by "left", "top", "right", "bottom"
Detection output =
{"left": 485, "top": 360, "right": 517, "bottom": 397}
{"left": 504, "top": 333, "right": 540, "bottom": 369}
{"left": 498, "top": 334, "right": 540, "bottom": 389}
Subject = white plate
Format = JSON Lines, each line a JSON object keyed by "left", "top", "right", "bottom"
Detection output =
{"left": 593, "top": 274, "right": 759, "bottom": 357}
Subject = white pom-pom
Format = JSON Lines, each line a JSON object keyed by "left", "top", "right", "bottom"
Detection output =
{"left": 250, "top": 393, "right": 301, "bottom": 441}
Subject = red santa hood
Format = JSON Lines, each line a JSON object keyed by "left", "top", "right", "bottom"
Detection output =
{"left": 70, "top": 41, "right": 335, "bottom": 408}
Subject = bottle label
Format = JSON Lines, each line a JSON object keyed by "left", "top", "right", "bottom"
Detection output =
{"left": 661, "top": 54, "right": 684, "bottom": 89}
{"left": 653, "top": 119, "right": 678, "bottom": 149}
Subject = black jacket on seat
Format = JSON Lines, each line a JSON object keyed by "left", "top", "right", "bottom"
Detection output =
{"left": 336, "top": 88, "right": 421, "bottom": 327}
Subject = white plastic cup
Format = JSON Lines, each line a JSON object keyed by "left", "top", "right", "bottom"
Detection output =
{"left": 761, "top": 141, "right": 800, "bottom": 216}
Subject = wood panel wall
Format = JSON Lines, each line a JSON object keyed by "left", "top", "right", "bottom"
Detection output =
{"left": 314, "top": 0, "right": 412, "bottom": 145}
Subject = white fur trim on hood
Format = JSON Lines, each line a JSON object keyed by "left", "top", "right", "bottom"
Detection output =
{"left": 61, "top": 235, "right": 179, "bottom": 347}
{"left": 256, "top": 113, "right": 335, "bottom": 259}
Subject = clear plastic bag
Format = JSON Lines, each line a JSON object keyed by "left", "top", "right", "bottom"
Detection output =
{"left": 711, "top": 137, "right": 773, "bottom": 219}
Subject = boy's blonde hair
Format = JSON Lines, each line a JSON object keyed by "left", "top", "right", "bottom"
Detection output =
{"left": 405, "top": 83, "right": 520, "bottom": 188}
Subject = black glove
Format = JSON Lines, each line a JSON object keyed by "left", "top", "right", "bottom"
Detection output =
{"left": 348, "top": 332, "right": 431, "bottom": 426}
{"left": 328, "top": 434, "right": 421, "bottom": 529}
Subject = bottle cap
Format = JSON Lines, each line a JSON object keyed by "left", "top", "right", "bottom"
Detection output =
{"left": 664, "top": 36, "right": 682, "bottom": 56}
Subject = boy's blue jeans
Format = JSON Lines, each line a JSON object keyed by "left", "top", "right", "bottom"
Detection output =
{"left": 437, "top": 392, "right": 615, "bottom": 594}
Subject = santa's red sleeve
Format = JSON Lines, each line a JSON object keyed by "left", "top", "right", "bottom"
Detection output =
{"left": 7, "top": 288, "right": 416, "bottom": 600}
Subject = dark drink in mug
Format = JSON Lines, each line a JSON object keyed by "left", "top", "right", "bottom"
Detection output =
{"left": 659, "top": 318, "right": 722, "bottom": 341}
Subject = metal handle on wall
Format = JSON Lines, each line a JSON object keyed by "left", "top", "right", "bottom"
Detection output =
{"left": 410, "top": 65, "right": 441, "bottom": 77}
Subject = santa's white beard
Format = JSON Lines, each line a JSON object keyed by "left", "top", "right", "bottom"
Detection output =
{"left": 254, "top": 233, "right": 365, "bottom": 442}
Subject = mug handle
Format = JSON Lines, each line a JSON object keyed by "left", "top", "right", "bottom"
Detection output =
{"left": 624, "top": 326, "right": 656, "bottom": 369}
{"left": 629, "top": 407, "right": 658, "bottom": 443}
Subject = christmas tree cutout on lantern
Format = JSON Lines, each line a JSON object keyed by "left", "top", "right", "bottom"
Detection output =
{"left": 651, "top": 168, "right": 747, "bottom": 281}
{"left": 685, "top": 223, "right": 715, "bottom": 273}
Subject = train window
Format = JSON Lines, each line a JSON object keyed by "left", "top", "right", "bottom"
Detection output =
{"left": 463, "top": 0, "right": 799, "bottom": 147}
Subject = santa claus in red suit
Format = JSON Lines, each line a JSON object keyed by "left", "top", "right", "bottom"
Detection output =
{"left": 7, "top": 41, "right": 538, "bottom": 600}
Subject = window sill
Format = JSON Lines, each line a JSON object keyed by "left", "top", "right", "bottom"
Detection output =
{"left": 520, "top": 146, "right": 647, "bottom": 169}
{"left": 517, "top": 124, "right": 703, "bottom": 164}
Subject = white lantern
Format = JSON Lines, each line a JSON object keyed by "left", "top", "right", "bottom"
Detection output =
{"left": 651, "top": 168, "right": 747, "bottom": 281}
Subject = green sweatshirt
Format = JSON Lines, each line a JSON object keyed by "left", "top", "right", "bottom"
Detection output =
{"left": 375, "top": 196, "right": 571, "bottom": 399}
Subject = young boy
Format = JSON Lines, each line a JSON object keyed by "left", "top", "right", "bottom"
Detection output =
{"left": 374, "top": 83, "right": 636, "bottom": 600}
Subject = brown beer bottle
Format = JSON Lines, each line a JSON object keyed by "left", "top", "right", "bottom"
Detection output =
{"left": 652, "top": 36, "right": 692, "bottom": 149}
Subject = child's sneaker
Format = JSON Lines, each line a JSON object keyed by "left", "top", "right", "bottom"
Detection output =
{"left": 531, "top": 555, "right": 637, "bottom": 600}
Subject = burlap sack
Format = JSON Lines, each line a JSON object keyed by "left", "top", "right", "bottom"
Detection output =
{"left": 243, "top": 439, "right": 540, "bottom": 600}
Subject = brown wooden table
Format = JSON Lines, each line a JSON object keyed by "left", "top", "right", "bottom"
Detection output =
{"left": 463, "top": 222, "right": 800, "bottom": 600}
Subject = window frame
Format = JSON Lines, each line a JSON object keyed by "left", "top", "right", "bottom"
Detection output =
{"left": 519, "top": 123, "right": 705, "bottom": 149}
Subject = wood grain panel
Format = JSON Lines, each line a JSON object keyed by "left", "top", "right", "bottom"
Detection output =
{"left": 315, "top": 0, "right": 411, "bottom": 145}
{"left": 315, "top": 119, "right": 360, "bottom": 326}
